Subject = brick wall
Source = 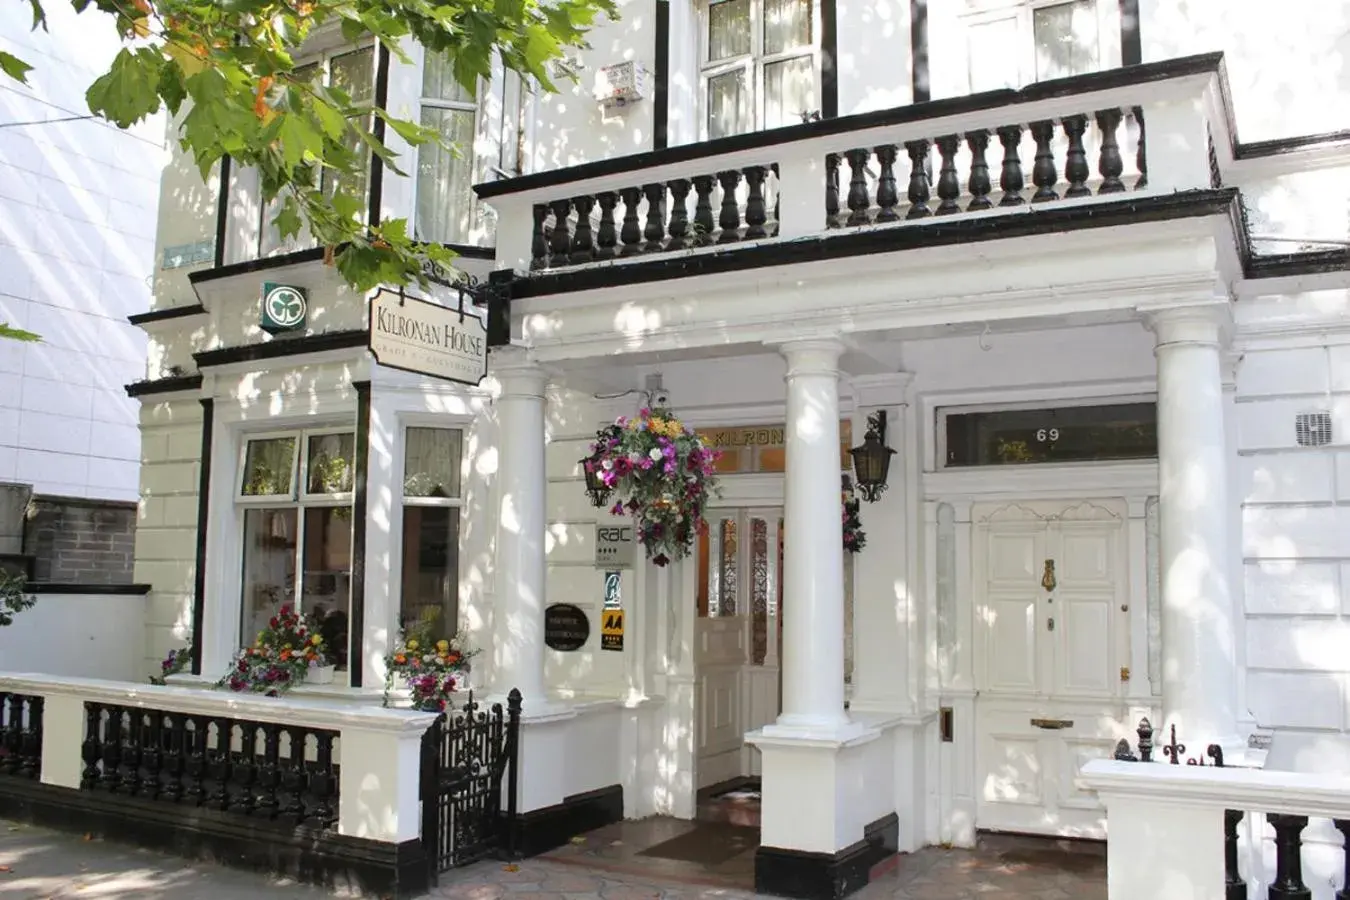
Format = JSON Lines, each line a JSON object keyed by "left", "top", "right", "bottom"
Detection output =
{"left": 23, "top": 495, "right": 138, "bottom": 585}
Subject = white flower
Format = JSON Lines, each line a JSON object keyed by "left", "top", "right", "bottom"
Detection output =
{"left": 629, "top": 452, "right": 642, "bottom": 463}
{"left": 602, "top": 459, "right": 613, "bottom": 470}
{"left": 649, "top": 448, "right": 663, "bottom": 461}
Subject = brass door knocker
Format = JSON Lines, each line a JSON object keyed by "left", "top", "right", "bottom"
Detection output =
{"left": 1041, "top": 559, "right": 1057, "bottom": 592}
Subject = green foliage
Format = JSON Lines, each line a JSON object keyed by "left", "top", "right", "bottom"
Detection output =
{"left": 0, "top": 573, "right": 37, "bottom": 628}
{"left": 11, "top": 0, "right": 618, "bottom": 292}
{"left": 0, "top": 324, "right": 40, "bottom": 343}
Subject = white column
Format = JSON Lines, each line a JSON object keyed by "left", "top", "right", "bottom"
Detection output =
{"left": 1147, "top": 303, "right": 1238, "bottom": 745}
{"left": 771, "top": 338, "right": 853, "bottom": 736}
{"left": 490, "top": 348, "right": 549, "bottom": 709}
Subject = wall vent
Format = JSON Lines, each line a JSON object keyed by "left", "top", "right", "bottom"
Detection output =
{"left": 1296, "top": 412, "right": 1333, "bottom": 447}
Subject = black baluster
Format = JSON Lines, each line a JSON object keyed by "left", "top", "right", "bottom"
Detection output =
{"left": 99, "top": 708, "right": 121, "bottom": 792}
{"left": 547, "top": 199, "right": 572, "bottom": 261}
{"left": 668, "top": 179, "right": 691, "bottom": 249}
{"left": 595, "top": 192, "right": 619, "bottom": 258}
{"left": 1137, "top": 717, "right": 1154, "bottom": 763}
{"left": 1268, "top": 814, "right": 1310, "bottom": 900}
{"left": 530, "top": 204, "right": 548, "bottom": 269}
{"left": 3, "top": 694, "right": 20, "bottom": 775}
{"left": 1030, "top": 120, "right": 1059, "bottom": 202}
{"left": 1225, "top": 809, "right": 1248, "bottom": 900}
{"left": 934, "top": 136, "right": 961, "bottom": 216}
{"left": 743, "top": 167, "right": 768, "bottom": 239}
{"left": 118, "top": 711, "right": 142, "bottom": 793}
{"left": 966, "top": 130, "right": 993, "bottom": 211}
{"left": 770, "top": 163, "right": 780, "bottom": 236}
{"left": 643, "top": 183, "right": 667, "bottom": 251}
{"left": 874, "top": 145, "right": 900, "bottom": 222}
{"left": 569, "top": 195, "right": 595, "bottom": 264}
{"left": 997, "top": 125, "right": 1024, "bottom": 206}
{"left": 1334, "top": 819, "right": 1350, "bottom": 900}
{"left": 255, "top": 724, "right": 281, "bottom": 819}
{"left": 162, "top": 713, "right": 185, "bottom": 802}
{"left": 139, "top": 712, "right": 163, "bottom": 798}
{"left": 825, "top": 153, "right": 841, "bottom": 226}
{"left": 209, "top": 719, "right": 231, "bottom": 810}
{"left": 279, "top": 729, "right": 307, "bottom": 823}
{"left": 82, "top": 703, "right": 102, "bottom": 788}
{"left": 1096, "top": 108, "right": 1125, "bottom": 193}
{"left": 618, "top": 187, "right": 643, "bottom": 254}
{"left": 19, "top": 697, "right": 42, "bottom": 779}
{"left": 230, "top": 723, "right": 258, "bottom": 814}
{"left": 183, "top": 715, "right": 206, "bottom": 803}
{"left": 716, "top": 170, "right": 742, "bottom": 243}
{"left": 1133, "top": 106, "right": 1148, "bottom": 189}
{"left": 905, "top": 140, "right": 932, "bottom": 219}
{"left": 692, "top": 175, "right": 716, "bottom": 245}
{"left": 1062, "top": 114, "right": 1091, "bottom": 198}
{"left": 311, "top": 731, "right": 337, "bottom": 828}
{"left": 845, "top": 149, "right": 872, "bottom": 226}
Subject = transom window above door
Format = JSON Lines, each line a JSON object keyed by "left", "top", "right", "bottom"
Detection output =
{"left": 701, "top": 0, "right": 820, "bottom": 139}
{"left": 963, "top": 0, "right": 1114, "bottom": 94}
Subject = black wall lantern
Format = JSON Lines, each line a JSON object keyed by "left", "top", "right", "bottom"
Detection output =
{"left": 581, "top": 450, "right": 613, "bottom": 508}
{"left": 850, "top": 410, "right": 896, "bottom": 503}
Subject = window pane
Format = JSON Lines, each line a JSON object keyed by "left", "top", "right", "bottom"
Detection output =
{"left": 707, "top": 69, "right": 750, "bottom": 139}
{"left": 400, "top": 507, "right": 460, "bottom": 638}
{"left": 764, "top": 0, "right": 812, "bottom": 54}
{"left": 404, "top": 428, "right": 463, "bottom": 498}
{"left": 241, "top": 508, "right": 297, "bottom": 647}
{"left": 708, "top": 0, "right": 751, "bottom": 61}
{"left": 422, "top": 50, "right": 476, "bottom": 103}
{"left": 1034, "top": 0, "right": 1099, "bottom": 81}
{"left": 306, "top": 432, "right": 355, "bottom": 494}
{"left": 967, "top": 15, "right": 1021, "bottom": 92}
{"left": 764, "top": 55, "right": 816, "bottom": 129}
{"left": 241, "top": 437, "right": 296, "bottom": 497}
{"left": 416, "top": 107, "right": 478, "bottom": 243}
{"left": 330, "top": 47, "right": 375, "bottom": 105}
{"left": 302, "top": 507, "right": 353, "bottom": 669}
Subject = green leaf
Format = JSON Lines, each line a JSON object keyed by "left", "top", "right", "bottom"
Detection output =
{"left": 87, "top": 48, "right": 164, "bottom": 128}
{"left": 0, "top": 323, "right": 41, "bottom": 343}
{"left": 0, "top": 51, "right": 34, "bottom": 84}
{"left": 277, "top": 113, "right": 325, "bottom": 172}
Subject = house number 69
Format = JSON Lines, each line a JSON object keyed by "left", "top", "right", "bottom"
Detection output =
{"left": 1036, "top": 428, "right": 1060, "bottom": 442}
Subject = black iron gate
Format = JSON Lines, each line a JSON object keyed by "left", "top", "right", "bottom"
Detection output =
{"left": 421, "top": 689, "right": 521, "bottom": 876}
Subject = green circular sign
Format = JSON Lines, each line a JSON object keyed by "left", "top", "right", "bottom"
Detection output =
{"left": 265, "top": 285, "right": 307, "bottom": 329}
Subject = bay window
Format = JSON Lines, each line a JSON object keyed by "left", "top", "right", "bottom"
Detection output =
{"left": 399, "top": 427, "right": 464, "bottom": 638}
{"left": 964, "top": 0, "right": 1111, "bottom": 93}
{"left": 237, "top": 429, "right": 355, "bottom": 669}
{"left": 415, "top": 52, "right": 483, "bottom": 245}
{"left": 701, "top": 0, "right": 820, "bottom": 139}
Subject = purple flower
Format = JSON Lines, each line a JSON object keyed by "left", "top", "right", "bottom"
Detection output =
{"left": 610, "top": 501, "right": 625, "bottom": 516}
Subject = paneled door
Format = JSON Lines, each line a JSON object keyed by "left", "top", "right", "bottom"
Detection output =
{"left": 972, "top": 499, "right": 1130, "bottom": 838}
{"left": 695, "top": 508, "right": 782, "bottom": 789}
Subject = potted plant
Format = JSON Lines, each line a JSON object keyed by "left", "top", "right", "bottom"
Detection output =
{"left": 218, "top": 605, "right": 330, "bottom": 696}
{"left": 383, "top": 608, "right": 475, "bottom": 711}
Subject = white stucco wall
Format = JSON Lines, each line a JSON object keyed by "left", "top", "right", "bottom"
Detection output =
{"left": 0, "top": 3, "right": 162, "bottom": 501}
{"left": 0, "top": 591, "right": 147, "bottom": 681}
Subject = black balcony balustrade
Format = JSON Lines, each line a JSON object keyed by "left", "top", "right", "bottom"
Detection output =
{"left": 823, "top": 106, "right": 1147, "bottom": 229}
{"left": 0, "top": 692, "right": 43, "bottom": 780}
{"left": 528, "top": 164, "right": 782, "bottom": 269}
{"left": 80, "top": 702, "right": 340, "bottom": 830}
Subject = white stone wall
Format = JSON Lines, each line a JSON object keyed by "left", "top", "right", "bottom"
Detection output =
{"left": 0, "top": 3, "right": 162, "bottom": 501}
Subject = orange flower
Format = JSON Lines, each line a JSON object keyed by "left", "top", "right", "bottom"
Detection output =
{"left": 394, "top": 654, "right": 406, "bottom": 665}
{"left": 280, "top": 649, "right": 291, "bottom": 661}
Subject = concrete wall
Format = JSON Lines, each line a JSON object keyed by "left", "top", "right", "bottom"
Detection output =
{"left": 0, "top": 590, "right": 147, "bottom": 681}
{"left": 0, "top": 3, "right": 161, "bottom": 502}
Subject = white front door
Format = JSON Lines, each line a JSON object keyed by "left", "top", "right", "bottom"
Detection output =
{"left": 973, "top": 498, "right": 1130, "bottom": 838}
{"left": 694, "top": 508, "right": 782, "bottom": 789}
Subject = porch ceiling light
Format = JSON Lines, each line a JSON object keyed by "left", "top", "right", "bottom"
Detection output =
{"left": 850, "top": 410, "right": 896, "bottom": 503}
{"left": 581, "top": 450, "right": 614, "bottom": 508}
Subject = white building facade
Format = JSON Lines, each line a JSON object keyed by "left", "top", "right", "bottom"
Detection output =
{"left": 124, "top": 0, "right": 1350, "bottom": 895}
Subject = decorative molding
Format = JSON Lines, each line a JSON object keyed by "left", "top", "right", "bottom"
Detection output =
{"left": 127, "top": 304, "right": 208, "bottom": 328}
{"left": 976, "top": 502, "right": 1050, "bottom": 523}
{"left": 193, "top": 330, "right": 368, "bottom": 369}
{"left": 924, "top": 461, "right": 1159, "bottom": 501}
{"left": 1058, "top": 499, "right": 1124, "bottom": 521}
{"left": 125, "top": 374, "right": 204, "bottom": 398}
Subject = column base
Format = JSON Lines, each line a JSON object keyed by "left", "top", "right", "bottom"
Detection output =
{"left": 755, "top": 813, "right": 899, "bottom": 900}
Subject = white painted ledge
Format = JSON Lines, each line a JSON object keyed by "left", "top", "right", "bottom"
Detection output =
{"left": 1080, "top": 759, "right": 1350, "bottom": 819}
{"left": 747, "top": 721, "right": 881, "bottom": 750}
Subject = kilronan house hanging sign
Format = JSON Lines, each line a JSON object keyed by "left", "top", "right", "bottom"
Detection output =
{"left": 367, "top": 288, "right": 488, "bottom": 386}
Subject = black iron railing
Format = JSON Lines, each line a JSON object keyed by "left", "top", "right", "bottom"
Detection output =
{"left": 80, "top": 702, "right": 339, "bottom": 829}
{"left": 0, "top": 692, "right": 43, "bottom": 780}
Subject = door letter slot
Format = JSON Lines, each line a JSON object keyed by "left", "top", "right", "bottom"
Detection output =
{"left": 1030, "top": 718, "right": 1074, "bottom": 730}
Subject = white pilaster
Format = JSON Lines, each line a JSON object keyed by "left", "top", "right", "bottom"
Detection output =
{"left": 1145, "top": 302, "right": 1238, "bottom": 746}
{"left": 489, "top": 347, "right": 549, "bottom": 709}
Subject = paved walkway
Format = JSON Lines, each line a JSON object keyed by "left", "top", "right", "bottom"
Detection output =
{"left": 0, "top": 819, "right": 1105, "bottom": 899}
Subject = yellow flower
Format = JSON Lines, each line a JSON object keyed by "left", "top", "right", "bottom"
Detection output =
{"left": 650, "top": 417, "right": 665, "bottom": 433}
{"left": 311, "top": 635, "right": 322, "bottom": 645}
{"left": 407, "top": 639, "right": 419, "bottom": 651}
{"left": 436, "top": 640, "right": 449, "bottom": 652}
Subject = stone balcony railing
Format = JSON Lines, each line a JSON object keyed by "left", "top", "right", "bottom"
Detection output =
{"left": 476, "top": 53, "right": 1236, "bottom": 281}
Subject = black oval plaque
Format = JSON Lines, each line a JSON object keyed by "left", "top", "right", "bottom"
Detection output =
{"left": 544, "top": 603, "right": 590, "bottom": 652}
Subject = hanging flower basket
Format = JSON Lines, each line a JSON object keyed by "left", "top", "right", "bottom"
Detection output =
{"left": 843, "top": 498, "right": 866, "bottom": 554}
{"left": 582, "top": 406, "right": 722, "bottom": 566}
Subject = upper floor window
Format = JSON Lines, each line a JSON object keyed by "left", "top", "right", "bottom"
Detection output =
{"left": 416, "top": 52, "right": 482, "bottom": 245}
{"left": 964, "top": 0, "right": 1108, "bottom": 93}
{"left": 259, "top": 44, "right": 376, "bottom": 257}
{"left": 701, "top": 0, "right": 820, "bottom": 139}
{"left": 399, "top": 427, "right": 464, "bottom": 638}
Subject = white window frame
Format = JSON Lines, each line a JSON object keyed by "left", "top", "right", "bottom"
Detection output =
{"left": 960, "top": 0, "right": 1116, "bottom": 94}
{"left": 697, "top": 0, "right": 823, "bottom": 140}
{"left": 257, "top": 41, "right": 377, "bottom": 257}
{"left": 413, "top": 48, "right": 483, "bottom": 246}
{"left": 396, "top": 423, "right": 467, "bottom": 637}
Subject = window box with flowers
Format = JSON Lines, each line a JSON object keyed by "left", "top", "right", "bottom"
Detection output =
{"left": 218, "top": 606, "right": 334, "bottom": 695}
{"left": 382, "top": 608, "right": 477, "bottom": 712}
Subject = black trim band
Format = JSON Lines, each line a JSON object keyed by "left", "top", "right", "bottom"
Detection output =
{"left": 1246, "top": 248, "right": 1350, "bottom": 280}
{"left": 910, "top": 0, "right": 929, "bottom": 103}
{"left": 125, "top": 374, "right": 204, "bottom": 398}
{"left": 368, "top": 43, "right": 392, "bottom": 227}
{"left": 653, "top": 0, "right": 670, "bottom": 150}
{"left": 349, "top": 381, "right": 371, "bottom": 688}
{"left": 755, "top": 812, "right": 899, "bottom": 900}
{"left": 193, "top": 330, "right": 368, "bottom": 369}
{"left": 190, "top": 246, "right": 327, "bottom": 285}
{"left": 214, "top": 156, "right": 231, "bottom": 269}
{"left": 0, "top": 779, "right": 430, "bottom": 899}
{"left": 1119, "top": 0, "right": 1142, "bottom": 67}
{"left": 192, "top": 398, "right": 214, "bottom": 676}
{"left": 821, "top": 0, "right": 838, "bottom": 118}
{"left": 1236, "top": 129, "right": 1350, "bottom": 160}
{"left": 511, "top": 188, "right": 1241, "bottom": 298}
{"left": 513, "top": 785, "right": 624, "bottom": 857}
{"left": 476, "top": 52, "right": 1223, "bottom": 199}
{"left": 128, "top": 304, "right": 208, "bottom": 327}
{"left": 25, "top": 583, "right": 152, "bottom": 595}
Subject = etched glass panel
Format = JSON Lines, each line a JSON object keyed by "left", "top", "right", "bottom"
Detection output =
{"left": 717, "top": 518, "right": 738, "bottom": 617}
{"left": 751, "top": 517, "right": 769, "bottom": 664}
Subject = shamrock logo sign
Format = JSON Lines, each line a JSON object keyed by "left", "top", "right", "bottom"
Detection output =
{"left": 261, "top": 283, "right": 307, "bottom": 333}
